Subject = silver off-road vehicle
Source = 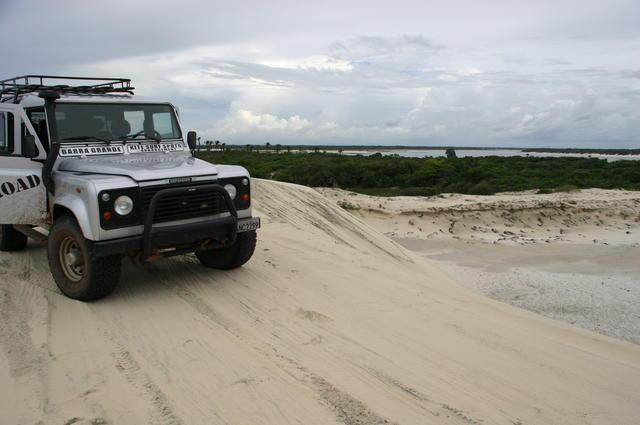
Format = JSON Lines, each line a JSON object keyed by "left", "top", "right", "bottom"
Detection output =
{"left": 0, "top": 75, "right": 260, "bottom": 300}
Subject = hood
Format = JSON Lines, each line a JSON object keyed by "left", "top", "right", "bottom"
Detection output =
{"left": 57, "top": 152, "right": 218, "bottom": 181}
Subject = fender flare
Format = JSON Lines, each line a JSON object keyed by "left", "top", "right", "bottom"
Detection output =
{"left": 53, "top": 194, "right": 96, "bottom": 240}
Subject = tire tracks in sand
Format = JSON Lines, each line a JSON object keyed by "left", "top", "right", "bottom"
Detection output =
{"left": 162, "top": 274, "right": 398, "bottom": 425}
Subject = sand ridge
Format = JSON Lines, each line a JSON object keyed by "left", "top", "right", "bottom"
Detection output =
{"left": 1, "top": 180, "right": 639, "bottom": 424}
{"left": 316, "top": 188, "right": 640, "bottom": 246}
{"left": 319, "top": 187, "right": 640, "bottom": 344}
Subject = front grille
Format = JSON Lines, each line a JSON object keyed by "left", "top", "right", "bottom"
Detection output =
{"left": 141, "top": 182, "right": 227, "bottom": 223}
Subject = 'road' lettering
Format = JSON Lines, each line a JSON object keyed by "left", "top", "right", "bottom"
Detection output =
{"left": 0, "top": 174, "right": 41, "bottom": 198}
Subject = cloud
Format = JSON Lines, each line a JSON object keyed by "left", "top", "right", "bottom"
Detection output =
{"left": 1, "top": 0, "right": 639, "bottom": 147}
{"left": 216, "top": 110, "right": 312, "bottom": 135}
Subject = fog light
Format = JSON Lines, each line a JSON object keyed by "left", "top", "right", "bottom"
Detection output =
{"left": 240, "top": 193, "right": 249, "bottom": 202}
{"left": 224, "top": 184, "right": 237, "bottom": 200}
{"left": 103, "top": 211, "right": 112, "bottom": 221}
{"left": 114, "top": 195, "right": 134, "bottom": 215}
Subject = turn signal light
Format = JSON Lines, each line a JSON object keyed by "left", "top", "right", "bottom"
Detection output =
{"left": 240, "top": 193, "right": 250, "bottom": 202}
{"left": 103, "top": 211, "right": 112, "bottom": 221}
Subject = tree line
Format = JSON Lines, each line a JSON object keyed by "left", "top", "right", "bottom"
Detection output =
{"left": 196, "top": 150, "right": 640, "bottom": 195}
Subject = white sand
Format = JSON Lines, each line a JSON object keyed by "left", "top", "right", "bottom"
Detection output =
{"left": 317, "top": 188, "right": 640, "bottom": 246}
{"left": 319, "top": 187, "right": 640, "bottom": 343}
{"left": 1, "top": 181, "right": 640, "bottom": 425}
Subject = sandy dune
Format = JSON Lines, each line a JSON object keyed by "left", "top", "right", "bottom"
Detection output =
{"left": 1, "top": 180, "right": 640, "bottom": 425}
{"left": 317, "top": 188, "right": 640, "bottom": 246}
{"left": 319, "top": 187, "right": 640, "bottom": 344}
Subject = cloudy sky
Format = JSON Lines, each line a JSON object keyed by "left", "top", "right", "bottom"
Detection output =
{"left": 1, "top": 0, "right": 639, "bottom": 147}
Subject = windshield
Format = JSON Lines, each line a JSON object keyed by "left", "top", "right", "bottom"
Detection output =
{"left": 55, "top": 103, "right": 182, "bottom": 142}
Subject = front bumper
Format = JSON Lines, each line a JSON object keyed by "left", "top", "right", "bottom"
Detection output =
{"left": 91, "top": 183, "right": 260, "bottom": 259}
{"left": 91, "top": 216, "right": 260, "bottom": 258}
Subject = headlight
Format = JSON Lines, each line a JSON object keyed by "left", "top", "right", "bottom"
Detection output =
{"left": 114, "top": 195, "right": 134, "bottom": 215}
{"left": 224, "top": 184, "right": 237, "bottom": 200}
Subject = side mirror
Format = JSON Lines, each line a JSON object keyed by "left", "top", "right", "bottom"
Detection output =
{"left": 22, "top": 134, "right": 38, "bottom": 158}
{"left": 187, "top": 131, "right": 197, "bottom": 151}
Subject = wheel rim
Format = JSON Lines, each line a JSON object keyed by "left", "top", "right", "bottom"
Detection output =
{"left": 59, "top": 235, "right": 85, "bottom": 282}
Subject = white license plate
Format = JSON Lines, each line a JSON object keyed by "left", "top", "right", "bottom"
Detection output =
{"left": 237, "top": 218, "right": 260, "bottom": 232}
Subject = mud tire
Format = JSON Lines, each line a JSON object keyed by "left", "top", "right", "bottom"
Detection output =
{"left": 195, "top": 230, "right": 257, "bottom": 270}
{"left": 48, "top": 215, "right": 121, "bottom": 301}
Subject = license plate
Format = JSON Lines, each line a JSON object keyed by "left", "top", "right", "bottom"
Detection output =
{"left": 237, "top": 217, "right": 260, "bottom": 232}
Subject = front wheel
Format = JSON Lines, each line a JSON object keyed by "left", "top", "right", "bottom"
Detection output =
{"left": 47, "top": 215, "right": 121, "bottom": 301}
{"left": 196, "top": 230, "right": 257, "bottom": 270}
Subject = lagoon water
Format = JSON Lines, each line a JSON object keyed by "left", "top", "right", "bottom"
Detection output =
{"left": 340, "top": 149, "right": 640, "bottom": 162}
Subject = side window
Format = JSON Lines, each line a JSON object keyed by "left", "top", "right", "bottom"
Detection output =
{"left": 28, "top": 110, "right": 46, "bottom": 129}
{"left": 27, "top": 109, "right": 49, "bottom": 150}
{"left": 0, "top": 112, "right": 14, "bottom": 154}
{"left": 0, "top": 113, "right": 5, "bottom": 151}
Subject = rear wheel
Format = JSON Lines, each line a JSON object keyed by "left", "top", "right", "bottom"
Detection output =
{"left": 0, "top": 225, "right": 28, "bottom": 251}
{"left": 47, "top": 215, "right": 121, "bottom": 301}
{"left": 196, "top": 230, "right": 257, "bottom": 270}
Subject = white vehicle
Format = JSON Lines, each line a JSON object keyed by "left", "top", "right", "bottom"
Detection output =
{"left": 0, "top": 75, "right": 260, "bottom": 301}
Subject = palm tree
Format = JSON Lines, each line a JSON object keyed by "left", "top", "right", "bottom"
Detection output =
{"left": 275, "top": 144, "right": 281, "bottom": 153}
{"left": 221, "top": 142, "right": 226, "bottom": 151}
{"left": 205, "top": 140, "right": 212, "bottom": 152}
{"left": 265, "top": 142, "right": 271, "bottom": 152}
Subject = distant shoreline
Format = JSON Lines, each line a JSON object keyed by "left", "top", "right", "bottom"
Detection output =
{"left": 520, "top": 147, "right": 640, "bottom": 155}
{"left": 218, "top": 144, "right": 640, "bottom": 155}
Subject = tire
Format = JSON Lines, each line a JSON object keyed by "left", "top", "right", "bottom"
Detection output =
{"left": 0, "top": 224, "right": 28, "bottom": 251}
{"left": 47, "top": 215, "right": 121, "bottom": 301}
{"left": 195, "top": 230, "right": 257, "bottom": 270}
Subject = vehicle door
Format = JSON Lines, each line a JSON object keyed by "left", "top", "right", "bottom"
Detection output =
{"left": 0, "top": 104, "right": 47, "bottom": 224}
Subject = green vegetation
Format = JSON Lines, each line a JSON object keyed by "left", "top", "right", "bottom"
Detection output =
{"left": 198, "top": 150, "right": 640, "bottom": 196}
{"left": 536, "top": 188, "right": 554, "bottom": 194}
{"left": 553, "top": 184, "right": 582, "bottom": 193}
{"left": 337, "top": 200, "right": 360, "bottom": 210}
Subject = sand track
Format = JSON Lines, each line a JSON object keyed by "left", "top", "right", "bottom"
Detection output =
{"left": 1, "top": 180, "right": 639, "bottom": 424}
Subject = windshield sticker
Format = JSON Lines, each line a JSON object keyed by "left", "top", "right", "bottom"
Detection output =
{"left": 126, "top": 142, "right": 184, "bottom": 154}
{"left": 59, "top": 145, "right": 125, "bottom": 157}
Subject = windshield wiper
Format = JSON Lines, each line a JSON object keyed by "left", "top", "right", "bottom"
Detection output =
{"left": 117, "top": 130, "right": 162, "bottom": 143}
{"left": 63, "top": 136, "right": 111, "bottom": 145}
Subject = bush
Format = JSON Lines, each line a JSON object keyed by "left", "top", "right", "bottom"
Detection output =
{"left": 469, "top": 181, "right": 495, "bottom": 195}
{"left": 554, "top": 185, "right": 581, "bottom": 193}
{"left": 337, "top": 200, "right": 360, "bottom": 210}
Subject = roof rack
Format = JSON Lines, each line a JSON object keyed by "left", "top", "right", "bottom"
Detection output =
{"left": 0, "top": 75, "right": 134, "bottom": 103}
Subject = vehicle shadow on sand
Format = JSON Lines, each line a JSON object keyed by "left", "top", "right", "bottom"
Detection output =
{"left": 2, "top": 241, "right": 239, "bottom": 303}
{"left": 111, "top": 255, "right": 234, "bottom": 301}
